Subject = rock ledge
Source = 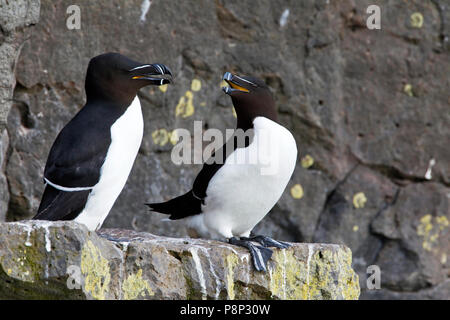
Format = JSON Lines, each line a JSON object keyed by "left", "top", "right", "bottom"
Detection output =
{"left": 0, "top": 221, "right": 360, "bottom": 300}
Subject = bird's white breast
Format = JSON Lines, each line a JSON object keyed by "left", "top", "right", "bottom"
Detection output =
{"left": 75, "top": 97, "right": 144, "bottom": 230}
{"left": 189, "top": 117, "right": 297, "bottom": 239}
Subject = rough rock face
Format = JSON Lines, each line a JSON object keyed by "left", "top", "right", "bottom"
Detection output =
{"left": 0, "top": 0, "right": 40, "bottom": 222}
{"left": 0, "top": 0, "right": 40, "bottom": 128}
{"left": 0, "top": 221, "right": 360, "bottom": 300}
{"left": 1, "top": 0, "right": 449, "bottom": 299}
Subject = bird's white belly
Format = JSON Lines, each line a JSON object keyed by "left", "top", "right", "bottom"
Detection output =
{"left": 190, "top": 117, "right": 297, "bottom": 239}
{"left": 75, "top": 97, "right": 144, "bottom": 231}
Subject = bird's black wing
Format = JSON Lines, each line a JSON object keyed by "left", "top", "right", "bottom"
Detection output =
{"left": 146, "top": 190, "right": 202, "bottom": 220}
{"left": 147, "top": 130, "right": 254, "bottom": 220}
{"left": 43, "top": 105, "right": 115, "bottom": 188}
{"left": 192, "top": 129, "right": 254, "bottom": 199}
{"left": 192, "top": 147, "right": 229, "bottom": 200}
{"left": 35, "top": 104, "right": 120, "bottom": 220}
{"left": 33, "top": 184, "right": 91, "bottom": 220}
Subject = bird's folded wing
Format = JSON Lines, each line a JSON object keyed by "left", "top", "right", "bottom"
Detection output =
{"left": 192, "top": 131, "right": 253, "bottom": 199}
{"left": 192, "top": 161, "right": 224, "bottom": 200}
{"left": 43, "top": 122, "right": 111, "bottom": 190}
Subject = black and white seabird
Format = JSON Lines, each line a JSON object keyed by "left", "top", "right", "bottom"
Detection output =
{"left": 33, "top": 52, "right": 172, "bottom": 231}
{"left": 147, "top": 72, "right": 297, "bottom": 271}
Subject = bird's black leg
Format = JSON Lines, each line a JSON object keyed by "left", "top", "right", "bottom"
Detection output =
{"left": 240, "top": 235, "right": 291, "bottom": 249}
{"left": 228, "top": 237, "right": 273, "bottom": 272}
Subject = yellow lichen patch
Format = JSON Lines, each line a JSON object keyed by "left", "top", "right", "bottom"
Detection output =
{"left": 232, "top": 107, "right": 237, "bottom": 118}
{"left": 191, "top": 79, "right": 202, "bottom": 92}
{"left": 418, "top": 214, "right": 433, "bottom": 233}
{"left": 226, "top": 254, "right": 239, "bottom": 300}
{"left": 290, "top": 184, "right": 304, "bottom": 199}
{"left": 441, "top": 253, "right": 447, "bottom": 265}
{"left": 159, "top": 84, "right": 168, "bottom": 93}
{"left": 168, "top": 129, "right": 180, "bottom": 145}
{"left": 306, "top": 249, "right": 360, "bottom": 300}
{"left": 353, "top": 225, "right": 359, "bottom": 232}
{"left": 353, "top": 192, "right": 367, "bottom": 209}
{"left": 122, "top": 269, "right": 154, "bottom": 300}
{"left": 410, "top": 12, "right": 424, "bottom": 28}
{"left": 80, "top": 240, "right": 111, "bottom": 300}
{"left": 269, "top": 250, "right": 306, "bottom": 300}
{"left": 305, "top": 250, "right": 332, "bottom": 300}
{"left": 404, "top": 84, "right": 414, "bottom": 97}
{"left": 436, "top": 216, "right": 449, "bottom": 230}
{"left": 335, "top": 249, "right": 360, "bottom": 300}
{"left": 175, "top": 91, "right": 195, "bottom": 118}
{"left": 200, "top": 102, "right": 207, "bottom": 107}
{"left": 417, "top": 214, "right": 449, "bottom": 252}
{"left": 3, "top": 242, "right": 42, "bottom": 283}
{"left": 301, "top": 155, "right": 314, "bottom": 168}
{"left": 270, "top": 247, "right": 360, "bottom": 300}
{"left": 152, "top": 129, "right": 169, "bottom": 146}
{"left": 417, "top": 214, "right": 434, "bottom": 251}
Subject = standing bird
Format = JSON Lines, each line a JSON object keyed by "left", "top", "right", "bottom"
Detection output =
{"left": 33, "top": 52, "right": 172, "bottom": 231}
{"left": 147, "top": 72, "right": 297, "bottom": 271}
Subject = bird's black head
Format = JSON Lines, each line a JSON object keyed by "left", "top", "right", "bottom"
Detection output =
{"left": 222, "top": 72, "right": 277, "bottom": 130}
{"left": 85, "top": 52, "right": 172, "bottom": 105}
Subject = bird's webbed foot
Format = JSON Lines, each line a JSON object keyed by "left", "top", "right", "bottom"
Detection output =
{"left": 228, "top": 237, "right": 273, "bottom": 272}
{"left": 240, "top": 235, "right": 291, "bottom": 249}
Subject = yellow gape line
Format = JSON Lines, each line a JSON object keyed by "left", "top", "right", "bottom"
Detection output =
{"left": 229, "top": 82, "right": 250, "bottom": 93}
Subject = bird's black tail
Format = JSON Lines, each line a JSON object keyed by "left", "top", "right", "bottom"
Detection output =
{"left": 146, "top": 190, "right": 202, "bottom": 220}
{"left": 33, "top": 184, "right": 90, "bottom": 221}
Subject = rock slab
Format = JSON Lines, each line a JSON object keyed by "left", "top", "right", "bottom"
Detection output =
{"left": 0, "top": 220, "right": 359, "bottom": 300}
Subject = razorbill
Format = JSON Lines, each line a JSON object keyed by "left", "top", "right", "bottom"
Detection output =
{"left": 147, "top": 72, "right": 297, "bottom": 271}
{"left": 33, "top": 52, "right": 172, "bottom": 231}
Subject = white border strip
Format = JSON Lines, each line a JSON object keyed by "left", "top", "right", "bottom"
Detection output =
{"left": 44, "top": 177, "right": 94, "bottom": 192}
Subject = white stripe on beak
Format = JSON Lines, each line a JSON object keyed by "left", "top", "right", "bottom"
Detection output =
{"left": 234, "top": 75, "right": 257, "bottom": 86}
{"left": 129, "top": 64, "right": 152, "bottom": 71}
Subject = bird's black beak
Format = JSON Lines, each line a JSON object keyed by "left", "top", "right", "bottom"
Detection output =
{"left": 130, "top": 63, "right": 172, "bottom": 85}
{"left": 222, "top": 72, "right": 251, "bottom": 95}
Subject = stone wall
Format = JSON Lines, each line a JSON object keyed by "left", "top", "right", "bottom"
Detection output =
{"left": 0, "top": 0, "right": 449, "bottom": 299}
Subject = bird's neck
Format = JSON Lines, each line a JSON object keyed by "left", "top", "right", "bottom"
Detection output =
{"left": 235, "top": 107, "right": 278, "bottom": 131}
{"left": 86, "top": 89, "right": 136, "bottom": 108}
